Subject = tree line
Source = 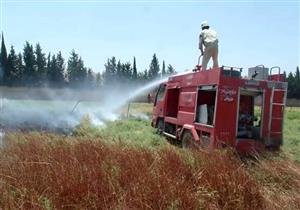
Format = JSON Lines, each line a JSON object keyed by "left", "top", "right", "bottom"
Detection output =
{"left": 1, "top": 33, "right": 298, "bottom": 99}
{"left": 0, "top": 33, "right": 176, "bottom": 88}
{"left": 286, "top": 67, "right": 300, "bottom": 99}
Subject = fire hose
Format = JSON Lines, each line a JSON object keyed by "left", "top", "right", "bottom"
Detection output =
{"left": 193, "top": 54, "right": 203, "bottom": 72}
{"left": 198, "top": 54, "right": 202, "bottom": 66}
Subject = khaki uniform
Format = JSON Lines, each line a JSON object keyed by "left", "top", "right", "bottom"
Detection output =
{"left": 199, "top": 29, "right": 219, "bottom": 71}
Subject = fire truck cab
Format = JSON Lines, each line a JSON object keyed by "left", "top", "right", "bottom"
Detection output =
{"left": 152, "top": 66, "right": 287, "bottom": 154}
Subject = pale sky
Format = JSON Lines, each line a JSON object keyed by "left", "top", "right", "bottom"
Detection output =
{"left": 0, "top": 0, "right": 299, "bottom": 74}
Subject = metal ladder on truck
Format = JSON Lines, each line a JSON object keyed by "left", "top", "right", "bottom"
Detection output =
{"left": 268, "top": 67, "right": 287, "bottom": 147}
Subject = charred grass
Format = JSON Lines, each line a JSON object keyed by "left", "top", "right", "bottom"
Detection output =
{"left": 0, "top": 133, "right": 300, "bottom": 210}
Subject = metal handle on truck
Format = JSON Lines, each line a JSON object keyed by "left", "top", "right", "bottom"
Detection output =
{"left": 270, "top": 66, "right": 281, "bottom": 79}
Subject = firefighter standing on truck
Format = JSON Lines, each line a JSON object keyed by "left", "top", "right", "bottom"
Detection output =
{"left": 199, "top": 21, "right": 219, "bottom": 71}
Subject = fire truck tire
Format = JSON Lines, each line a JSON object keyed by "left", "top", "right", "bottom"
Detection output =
{"left": 156, "top": 119, "right": 164, "bottom": 135}
{"left": 267, "top": 145, "right": 280, "bottom": 151}
{"left": 182, "top": 131, "right": 196, "bottom": 149}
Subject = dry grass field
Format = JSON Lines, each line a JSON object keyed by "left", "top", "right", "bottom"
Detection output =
{"left": 0, "top": 103, "right": 299, "bottom": 209}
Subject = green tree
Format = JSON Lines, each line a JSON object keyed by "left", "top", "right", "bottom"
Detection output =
{"left": 116, "top": 60, "right": 122, "bottom": 82}
{"left": 295, "top": 66, "right": 300, "bottom": 99}
{"left": 79, "top": 58, "right": 87, "bottom": 84}
{"left": 6, "top": 46, "right": 19, "bottom": 86}
{"left": 287, "top": 72, "right": 296, "bottom": 98}
{"left": 122, "top": 62, "right": 132, "bottom": 82}
{"left": 16, "top": 53, "right": 24, "bottom": 86}
{"left": 0, "top": 33, "right": 8, "bottom": 84}
{"left": 35, "top": 43, "right": 47, "bottom": 86}
{"left": 103, "top": 57, "right": 117, "bottom": 86}
{"left": 162, "top": 60, "right": 166, "bottom": 77}
{"left": 67, "top": 50, "right": 78, "bottom": 86}
{"left": 55, "top": 52, "right": 66, "bottom": 87}
{"left": 48, "top": 54, "right": 58, "bottom": 86}
{"left": 148, "top": 53, "right": 160, "bottom": 80}
{"left": 95, "top": 72, "right": 102, "bottom": 87}
{"left": 142, "top": 69, "right": 148, "bottom": 81}
{"left": 47, "top": 53, "right": 65, "bottom": 87}
{"left": 132, "top": 56, "right": 137, "bottom": 81}
{"left": 0, "top": 62, "right": 3, "bottom": 83}
{"left": 23, "top": 42, "right": 36, "bottom": 86}
{"left": 46, "top": 53, "right": 51, "bottom": 84}
{"left": 87, "top": 68, "right": 94, "bottom": 87}
{"left": 167, "top": 64, "right": 176, "bottom": 75}
{"left": 67, "top": 50, "right": 87, "bottom": 87}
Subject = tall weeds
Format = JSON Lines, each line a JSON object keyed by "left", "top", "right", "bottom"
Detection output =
{"left": 0, "top": 133, "right": 299, "bottom": 209}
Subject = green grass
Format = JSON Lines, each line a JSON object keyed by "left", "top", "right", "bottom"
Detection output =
{"left": 254, "top": 106, "right": 300, "bottom": 162}
{"left": 73, "top": 103, "right": 300, "bottom": 162}
{"left": 119, "top": 102, "right": 154, "bottom": 117}
{"left": 283, "top": 107, "right": 300, "bottom": 163}
{"left": 73, "top": 103, "right": 165, "bottom": 148}
{"left": 73, "top": 115, "right": 166, "bottom": 148}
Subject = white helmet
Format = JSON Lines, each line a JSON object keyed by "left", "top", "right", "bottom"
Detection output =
{"left": 201, "top": 21, "right": 209, "bottom": 29}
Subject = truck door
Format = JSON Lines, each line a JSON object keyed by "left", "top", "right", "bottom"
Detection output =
{"left": 165, "top": 87, "right": 180, "bottom": 118}
{"left": 153, "top": 83, "right": 166, "bottom": 121}
{"left": 236, "top": 90, "right": 264, "bottom": 140}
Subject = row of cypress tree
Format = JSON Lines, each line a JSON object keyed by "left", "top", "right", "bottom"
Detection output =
{"left": 102, "top": 55, "right": 175, "bottom": 87}
{"left": 0, "top": 33, "right": 176, "bottom": 88}
{"left": 2, "top": 33, "right": 297, "bottom": 98}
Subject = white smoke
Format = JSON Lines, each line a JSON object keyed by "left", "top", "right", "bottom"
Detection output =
{"left": 0, "top": 77, "right": 168, "bottom": 133}
{"left": 100, "top": 77, "right": 168, "bottom": 116}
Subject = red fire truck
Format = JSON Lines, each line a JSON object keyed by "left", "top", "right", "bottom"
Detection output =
{"left": 152, "top": 65, "right": 287, "bottom": 154}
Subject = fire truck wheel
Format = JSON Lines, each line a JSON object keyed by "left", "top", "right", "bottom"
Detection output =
{"left": 156, "top": 119, "right": 164, "bottom": 135}
{"left": 182, "top": 131, "right": 196, "bottom": 149}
